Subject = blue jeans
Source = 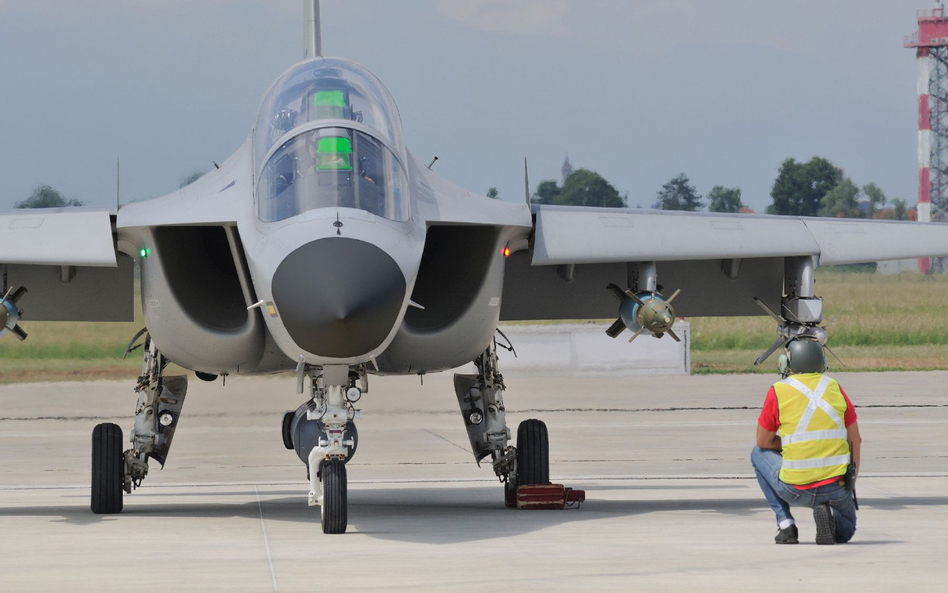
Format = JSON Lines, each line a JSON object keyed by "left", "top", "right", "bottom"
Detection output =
{"left": 751, "top": 446, "right": 857, "bottom": 543}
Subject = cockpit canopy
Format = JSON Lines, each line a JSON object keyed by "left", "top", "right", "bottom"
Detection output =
{"left": 254, "top": 58, "right": 409, "bottom": 223}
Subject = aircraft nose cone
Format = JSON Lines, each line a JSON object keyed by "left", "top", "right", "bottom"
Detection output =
{"left": 271, "top": 238, "right": 406, "bottom": 359}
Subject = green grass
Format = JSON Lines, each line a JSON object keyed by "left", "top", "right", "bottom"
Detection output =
{"left": 3, "top": 270, "right": 948, "bottom": 382}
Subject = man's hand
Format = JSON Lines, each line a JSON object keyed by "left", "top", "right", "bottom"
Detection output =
{"left": 756, "top": 424, "right": 782, "bottom": 452}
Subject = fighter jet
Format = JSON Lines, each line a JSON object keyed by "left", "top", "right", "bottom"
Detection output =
{"left": 2, "top": 1, "right": 947, "bottom": 534}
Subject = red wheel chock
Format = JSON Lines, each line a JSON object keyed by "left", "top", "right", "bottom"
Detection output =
{"left": 515, "top": 484, "right": 586, "bottom": 510}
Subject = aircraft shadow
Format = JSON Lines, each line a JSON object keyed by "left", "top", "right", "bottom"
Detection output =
{"left": 3, "top": 486, "right": 945, "bottom": 543}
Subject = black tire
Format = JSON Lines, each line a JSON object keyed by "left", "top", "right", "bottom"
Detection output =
{"left": 281, "top": 411, "right": 295, "bottom": 450}
{"left": 516, "top": 419, "right": 550, "bottom": 486}
{"left": 91, "top": 423, "right": 124, "bottom": 514}
{"left": 320, "top": 460, "right": 347, "bottom": 534}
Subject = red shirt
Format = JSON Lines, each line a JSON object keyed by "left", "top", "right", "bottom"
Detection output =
{"left": 758, "top": 382, "right": 858, "bottom": 490}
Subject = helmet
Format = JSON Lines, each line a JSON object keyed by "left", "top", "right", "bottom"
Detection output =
{"left": 270, "top": 108, "right": 298, "bottom": 143}
{"left": 778, "top": 338, "right": 826, "bottom": 375}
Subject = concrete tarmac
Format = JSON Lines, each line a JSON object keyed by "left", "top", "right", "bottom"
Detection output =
{"left": 1, "top": 371, "right": 947, "bottom": 591}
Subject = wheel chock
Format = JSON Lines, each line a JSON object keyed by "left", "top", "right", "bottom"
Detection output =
{"left": 516, "top": 484, "right": 585, "bottom": 510}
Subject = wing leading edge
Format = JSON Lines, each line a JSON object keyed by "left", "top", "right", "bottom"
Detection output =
{"left": 0, "top": 206, "right": 117, "bottom": 267}
{"left": 500, "top": 206, "right": 948, "bottom": 322}
{"left": 531, "top": 206, "right": 948, "bottom": 266}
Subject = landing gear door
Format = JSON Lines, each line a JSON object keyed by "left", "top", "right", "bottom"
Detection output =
{"left": 148, "top": 375, "right": 189, "bottom": 467}
{"left": 453, "top": 374, "right": 491, "bottom": 463}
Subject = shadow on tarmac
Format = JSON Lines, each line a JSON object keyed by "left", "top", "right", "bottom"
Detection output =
{"left": 3, "top": 485, "right": 946, "bottom": 543}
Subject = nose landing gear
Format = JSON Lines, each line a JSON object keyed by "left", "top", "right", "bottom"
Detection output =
{"left": 284, "top": 363, "right": 362, "bottom": 534}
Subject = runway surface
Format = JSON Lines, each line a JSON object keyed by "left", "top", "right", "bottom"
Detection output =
{"left": 1, "top": 371, "right": 947, "bottom": 591}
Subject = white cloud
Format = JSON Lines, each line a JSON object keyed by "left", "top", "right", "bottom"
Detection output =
{"left": 429, "top": 0, "right": 573, "bottom": 36}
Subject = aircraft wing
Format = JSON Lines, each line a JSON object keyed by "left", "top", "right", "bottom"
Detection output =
{"left": 500, "top": 206, "right": 948, "bottom": 321}
{"left": 0, "top": 206, "right": 117, "bottom": 267}
{"left": 0, "top": 206, "right": 134, "bottom": 322}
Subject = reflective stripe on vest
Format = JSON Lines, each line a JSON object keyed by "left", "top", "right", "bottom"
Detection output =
{"left": 774, "top": 373, "right": 850, "bottom": 486}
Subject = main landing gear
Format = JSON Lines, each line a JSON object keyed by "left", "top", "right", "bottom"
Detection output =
{"left": 90, "top": 336, "right": 188, "bottom": 514}
{"left": 454, "top": 338, "right": 562, "bottom": 508}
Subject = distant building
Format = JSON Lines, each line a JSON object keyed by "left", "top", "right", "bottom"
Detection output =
{"left": 561, "top": 154, "right": 574, "bottom": 186}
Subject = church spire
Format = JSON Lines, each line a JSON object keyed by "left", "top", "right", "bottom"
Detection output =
{"left": 561, "top": 153, "right": 573, "bottom": 185}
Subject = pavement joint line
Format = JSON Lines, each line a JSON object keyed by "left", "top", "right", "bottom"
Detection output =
{"left": 254, "top": 486, "right": 279, "bottom": 593}
{"left": 4, "top": 474, "right": 948, "bottom": 492}
{"left": 422, "top": 429, "right": 472, "bottom": 454}
{"left": 2, "top": 403, "right": 946, "bottom": 422}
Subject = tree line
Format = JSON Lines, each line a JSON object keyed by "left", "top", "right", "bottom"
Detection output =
{"left": 505, "top": 156, "right": 911, "bottom": 220}
{"left": 15, "top": 157, "right": 910, "bottom": 222}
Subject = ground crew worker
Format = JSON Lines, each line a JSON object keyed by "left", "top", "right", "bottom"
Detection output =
{"left": 750, "top": 337, "right": 862, "bottom": 545}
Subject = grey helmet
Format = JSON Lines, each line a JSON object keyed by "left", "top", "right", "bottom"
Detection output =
{"left": 779, "top": 338, "right": 826, "bottom": 375}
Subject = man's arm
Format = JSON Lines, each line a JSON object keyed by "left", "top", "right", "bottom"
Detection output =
{"left": 847, "top": 421, "right": 862, "bottom": 479}
{"left": 756, "top": 424, "right": 782, "bottom": 451}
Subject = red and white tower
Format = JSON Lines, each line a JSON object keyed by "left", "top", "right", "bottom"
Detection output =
{"left": 906, "top": 2, "right": 948, "bottom": 273}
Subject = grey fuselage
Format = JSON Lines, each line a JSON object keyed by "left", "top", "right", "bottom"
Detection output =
{"left": 114, "top": 57, "right": 532, "bottom": 378}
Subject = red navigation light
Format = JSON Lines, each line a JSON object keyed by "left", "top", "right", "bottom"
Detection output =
{"left": 502, "top": 247, "right": 511, "bottom": 257}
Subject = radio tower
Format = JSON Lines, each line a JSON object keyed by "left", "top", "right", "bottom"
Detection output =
{"left": 906, "top": 2, "right": 948, "bottom": 273}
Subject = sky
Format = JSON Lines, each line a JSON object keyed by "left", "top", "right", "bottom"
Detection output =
{"left": 0, "top": 0, "right": 934, "bottom": 212}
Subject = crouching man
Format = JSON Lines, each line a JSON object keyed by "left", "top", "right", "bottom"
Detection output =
{"left": 751, "top": 338, "right": 862, "bottom": 545}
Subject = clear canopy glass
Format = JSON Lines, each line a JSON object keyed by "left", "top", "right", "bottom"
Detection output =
{"left": 257, "top": 128, "right": 410, "bottom": 222}
{"left": 254, "top": 58, "right": 408, "bottom": 223}
{"left": 255, "top": 58, "right": 404, "bottom": 172}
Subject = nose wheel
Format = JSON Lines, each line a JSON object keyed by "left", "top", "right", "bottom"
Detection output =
{"left": 320, "top": 460, "right": 348, "bottom": 534}
{"left": 91, "top": 423, "right": 125, "bottom": 514}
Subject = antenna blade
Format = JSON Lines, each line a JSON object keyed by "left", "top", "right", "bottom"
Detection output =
{"left": 606, "top": 283, "right": 627, "bottom": 302}
{"left": 824, "top": 305, "right": 848, "bottom": 329}
{"left": 625, "top": 291, "right": 646, "bottom": 307}
{"left": 628, "top": 327, "right": 645, "bottom": 343}
{"left": 605, "top": 318, "right": 625, "bottom": 338}
{"left": 753, "top": 297, "right": 784, "bottom": 324}
{"left": 304, "top": 0, "right": 322, "bottom": 59}
{"left": 824, "top": 345, "right": 847, "bottom": 368}
{"left": 754, "top": 336, "right": 788, "bottom": 367}
{"left": 10, "top": 287, "right": 27, "bottom": 304}
{"left": 524, "top": 157, "right": 531, "bottom": 205}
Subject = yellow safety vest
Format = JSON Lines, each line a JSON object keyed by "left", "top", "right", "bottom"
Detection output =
{"left": 773, "top": 373, "right": 850, "bottom": 486}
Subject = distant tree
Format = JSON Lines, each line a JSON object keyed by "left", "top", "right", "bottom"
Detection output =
{"left": 879, "top": 197, "right": 910, "bottom": 221}
{"left": 861, "top": 182, "right": 887, "bottom": 216}
{"left": 556, "top": 168, "right": 626, "bottom": 208}
{"left": 893, "top": 198, "right": 908, "bottom": 220}
{"left": 656, "top": 173, "right": 703, "bottom": 211}
{"left": 531, "top": 179, "right": 561, "bottom": 205}
{"left": 15, "top": 185, "right": 83, "bottom": 209}
{"left": 819, "top": 177, "right": 861, "bottom": 218}
{"left": 707, "top": 186, "right": 744, "bottom": 213}
{"left": 767, "top": 157, "right": 840, "bottom": 216}
{"left": 486, "top": 187, "right": 499, "bottom": 199}
{"left": 180, "top": 171, "right": 205, "bottom": 188}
